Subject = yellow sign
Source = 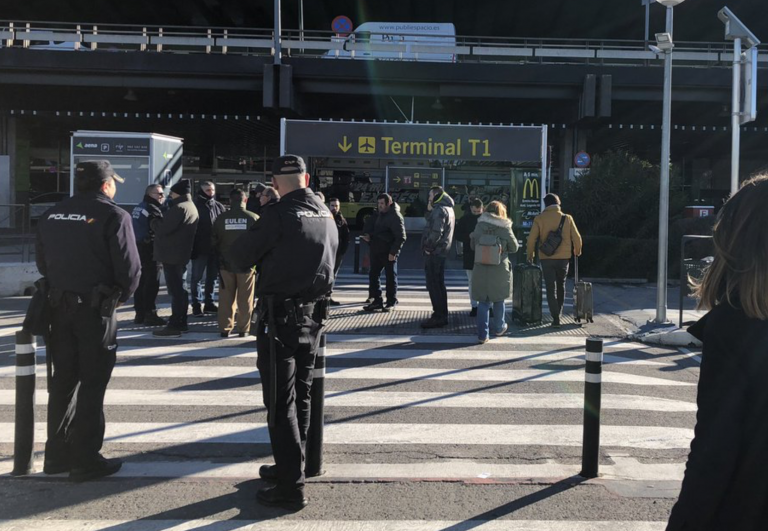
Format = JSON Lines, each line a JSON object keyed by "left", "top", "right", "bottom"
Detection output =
{"left": 523, "top": 178, "right": 540, "bottom": 200}
{"left": 358, "top": 137, "right": 376, "bottom": 154}
{"left": 338, "top": 136, "right": 352, "bottom": 153}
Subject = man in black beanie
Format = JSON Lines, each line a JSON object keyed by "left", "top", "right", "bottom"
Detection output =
{"left": 151, "top": 179, "right": 199, "bottom": 337}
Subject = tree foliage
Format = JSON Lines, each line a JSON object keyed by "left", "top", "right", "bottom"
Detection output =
{"left": 562, "top": 150, "right": 686, "bottom": 240}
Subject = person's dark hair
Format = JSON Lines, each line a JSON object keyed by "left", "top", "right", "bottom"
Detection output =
{"left": 544, "top": 193, "right": 561, "bottom": 207}
{"left": 230, "top": 189, "right": 246, "bottom": 203}
{"left": 469, "top": 197, "right": 483, "bottom": 209}
{"left": 75, "top": 176, "right": 103, "bottom": 193}
{"left": 201, "top": 180, "right": 214, "bottom": 189}
{"left": 430, "top": 186, "right": 444, "bottom": 195}
{"left": 695, "top": 174, "right": 768, "bottom": 319}
{"left": 377, "top": 193, "right": 392, "bottom": 204}
{"left": 145, "top": 184, "right": 162, "bottom": 195}
{"left": 328, "top": 197, "right": 340, "bottom": 203}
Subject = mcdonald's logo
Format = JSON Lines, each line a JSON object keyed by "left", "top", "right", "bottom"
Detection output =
{"left": 523, "top": 178, "right": 540, "bottom": 200}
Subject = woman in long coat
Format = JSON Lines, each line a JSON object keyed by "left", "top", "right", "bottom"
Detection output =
{"left": 667, "top": 174, "right": 768, "bottom": 531}
{"left": 470, "top": 200, "right": 519, "bottom": 343}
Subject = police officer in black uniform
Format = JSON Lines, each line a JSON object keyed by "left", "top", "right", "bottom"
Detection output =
{"left": 36, "top": 160, "right": 141, "bottom": 482}
{"left": 232, "top": 155, "right": 338, "bottom": 511}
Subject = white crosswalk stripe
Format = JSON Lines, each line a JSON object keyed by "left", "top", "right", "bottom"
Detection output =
{"left": 0, "top": 275, "right": 694, "bottom": 529}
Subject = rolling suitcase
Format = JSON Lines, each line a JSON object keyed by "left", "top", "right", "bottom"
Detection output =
{"left": 573, "top": 257, "right": 594, "bottom": 323}
{"left": 512, "top": 263, "right": 543, "bottom": 325}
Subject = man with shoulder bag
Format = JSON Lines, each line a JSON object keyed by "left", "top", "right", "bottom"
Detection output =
{"left": 527, "top": 193, "right": 582, "bottom": 328}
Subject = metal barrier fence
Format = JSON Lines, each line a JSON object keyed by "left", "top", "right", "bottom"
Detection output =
{"left": 0, "top": 204, "right": 34, "bottom": 263}
{"left": 679, "top": 235, "right": 714, "bottom": 327}
{"left": 1, "top": 20, "right": 764, "bottom": 68}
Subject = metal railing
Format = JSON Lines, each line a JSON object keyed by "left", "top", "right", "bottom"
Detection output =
{"left": 0, "top": 204, "right": 34, "bottom": 263}
{"left": 1, "top": 20, "right": 765, "bottom": 68}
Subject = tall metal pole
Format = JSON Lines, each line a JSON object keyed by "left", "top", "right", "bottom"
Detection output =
{"left": 654, "top": 6, "right": 674, "bottom": 324}
{"left": 274, "top": 0, "right": 282, "bottom": 65}
{"left": 730, "top": 38, "right": 742, "bottom": 195}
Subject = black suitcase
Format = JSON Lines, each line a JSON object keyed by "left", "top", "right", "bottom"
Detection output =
{"left": 512, "top": 263, "right": 543, "bottom": 325}
{"left": 573, "top": 257, "right": 594, "bottom": 323}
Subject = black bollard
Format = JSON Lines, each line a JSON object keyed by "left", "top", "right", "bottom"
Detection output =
{"left": 580, "top": 337, "right": 604, "bottom": 479}
{"left": 12, "top": 331, "right": 37, "bottom": 476}
{"left": 354, "top": 236, "right": 361, "bottom": 274}
{"left": 305, "top": 333, "right": 326, "bottom": 478}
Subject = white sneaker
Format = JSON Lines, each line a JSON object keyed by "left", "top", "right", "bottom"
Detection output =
{"left": 478, "top": 337, "right": 489, "bottom": 344}
{"left": 493, "top": 323, "right": 509, "bottom": 337}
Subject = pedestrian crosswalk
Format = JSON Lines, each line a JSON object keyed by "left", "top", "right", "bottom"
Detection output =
{"left": 0, "top": 273, "right": 697, "bottom": 529}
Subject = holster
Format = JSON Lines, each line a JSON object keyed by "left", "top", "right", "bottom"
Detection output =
{"left": 91, "top": 284, "right": 122, "bottom": 318}
{"left": 22, "top": 278, "right": 51, "bottom": 336}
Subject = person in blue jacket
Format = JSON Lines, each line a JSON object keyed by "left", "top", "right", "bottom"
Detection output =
{"left": 131, "top": 184, "right": 167, "bottom": 326}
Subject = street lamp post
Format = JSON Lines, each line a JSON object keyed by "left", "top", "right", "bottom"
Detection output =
{"left": 652, "top": 0, "right": 685, "bottom": 325}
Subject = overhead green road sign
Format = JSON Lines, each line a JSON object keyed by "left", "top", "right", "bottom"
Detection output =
{"left": 282, "top": 119, "right": 544, "bottom": 162}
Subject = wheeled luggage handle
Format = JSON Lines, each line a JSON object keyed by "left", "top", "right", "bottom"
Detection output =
{"left": 575, "top": 255, "right": 579, "bottom": 284}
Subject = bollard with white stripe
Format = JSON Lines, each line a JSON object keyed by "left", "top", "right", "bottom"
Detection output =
{"left": 12, "top": 331, "right": 36, "bottom": 476}
{"left": 580, "top": 337, "right": 603, "bottom": 479}
{"left": 305, "top": 333, "right": 326, "bottom": 477}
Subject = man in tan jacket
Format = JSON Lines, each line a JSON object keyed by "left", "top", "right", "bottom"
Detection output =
{"left": 527, "top": 193, "right": 583, "bottom": 327}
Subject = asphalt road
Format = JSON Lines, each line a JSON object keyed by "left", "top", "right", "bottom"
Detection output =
{"left": 0, "top": 272, "right": 701, "bottom": 530}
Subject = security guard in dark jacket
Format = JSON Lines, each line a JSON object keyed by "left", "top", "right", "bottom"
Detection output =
{"left": 36, "top": 160, "right": 140, "bottom": 482}
{"left": 231, "top": 155, "right": 338, "bottom": 511}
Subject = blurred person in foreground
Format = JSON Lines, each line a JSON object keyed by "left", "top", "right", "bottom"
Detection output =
{"left": 666, "top": 174, "right": 768, "bottom": 531}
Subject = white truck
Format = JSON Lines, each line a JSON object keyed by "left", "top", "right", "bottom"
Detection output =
{"left": 326, "top": 22, "right": 457, "bottom": 62}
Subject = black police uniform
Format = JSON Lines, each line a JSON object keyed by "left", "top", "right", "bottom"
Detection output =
{"left": 36, "top": 187, "right": 140, "bottom": 474}
{"left": 232, "top": 185, "right": 338, "bottom": 501}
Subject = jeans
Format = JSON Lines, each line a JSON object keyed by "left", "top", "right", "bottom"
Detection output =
{"left": 368, "top": 253, "right": 398, "bottom": 303}
{"left": 466, "top": 269, "right": 478, "bottom": 308}
{"left": 133, "top": 242, "right": 160, "bottom": 314}
{"left": 477, "top": 300, "right": 506, "bottom": 340}
{"left": 541, "top": 259, "right": 570, "bottom": 320}
{"left": 163, "top": 263, "right": 188, "bottom": 329}
{"left": 190, "top": 254, "right": 218, "bottom": 305}
{"left": 425, "top": 254, "right": 448, "bottom": 320}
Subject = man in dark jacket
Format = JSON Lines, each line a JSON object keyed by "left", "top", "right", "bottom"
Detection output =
{"left": 151, "top": 179, "right": 200, "bottom": 337}
{"left": 421, "top": 186, "right": 456, "bottom": 328}
{"left": 190, "top": 181, "right": 225, "bottom": 316}
{"left": 130, "top": 184, "right": 167, "bottom": 326}
{"left": 454, "top": 197, "right": 483, "bottom": 317}
{"left": 362, "top": 193, "right": 406, "bottom": 312}
{"left": 230, "top": 155, "right": 338, "bottom": 510}
{"left": 247, "top": 182, "right": 268, "bottom": 216}
{"left": 328, "top": 197, "right": 350, "bottom": 306}
{"left": 211, "top": 189, "right": 259, "bottom": 337}
{"left": 36, "top": 160, "right": 140, "bottom": 481}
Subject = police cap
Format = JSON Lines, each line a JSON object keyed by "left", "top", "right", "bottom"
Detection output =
{"left": 272, "top": 155, "right": 306, "bottom": 178}
{"left": 75, "top": 160, "right": 124, "bottom": 190}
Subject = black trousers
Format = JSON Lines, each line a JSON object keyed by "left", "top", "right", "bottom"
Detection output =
{"left": 368, "top": 252, "right": 398, "bottom": 302}
{"left": 425, "top": 254, "right": 448, "bottom": 320}
{"left": 163, "top": 263, "right": 188, "bottom": 329}
{"left": 256, "top": 309, "right": 321, "bottom": 493}
{"left": 541, "top": 259, "right": 570, "bottom": 319}
{"left": 190, "top": 254, "right": 218, "bottom": 305}
{"left": 45, "top": 300, "right": 117, "bottom": 468}
{"left": 133, "top": 242, "right": 160, "bottom": 314}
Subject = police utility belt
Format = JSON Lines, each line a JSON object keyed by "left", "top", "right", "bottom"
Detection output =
{"left": 49, "top": 284, "right": 123, "bottom": 318}
{"left": 256, "top": 296, "right": 330, "bottom": 326}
